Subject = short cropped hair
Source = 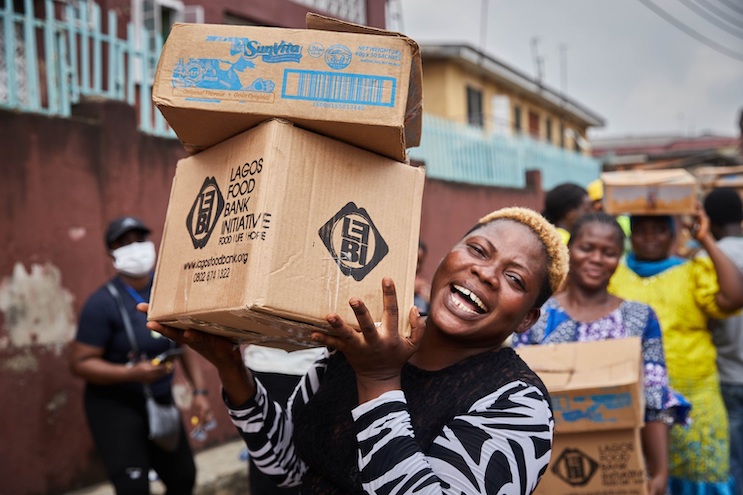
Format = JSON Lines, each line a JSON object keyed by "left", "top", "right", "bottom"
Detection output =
{"left": 477, "top": 207, "right": 569, "bottom": 307}
{"left": 704, "top": 188, "right": 743, "bottom": 226}
{"left": 542, "top": 183, "right": 588, "bottom": 224}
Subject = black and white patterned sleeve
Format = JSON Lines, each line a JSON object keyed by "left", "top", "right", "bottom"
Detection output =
{"left": 352, "top": 380, "right": 553, "bottom": 495}
{"left": 225, "top": 349, "right": 331, "bottom": 488}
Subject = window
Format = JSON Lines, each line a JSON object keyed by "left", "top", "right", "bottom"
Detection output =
{"left": 528, "top": 110, "right": 540, "bottom": 139}
{"left": 491, "top": 95, "right": 511, "bottom": 135}
{"left": 466, "top": 86, "right": 483, "bottom": 128}
{"left": 559, "top": 121, "right": 565, "bottom": 148}
{"left": 545, "top": 117, "right": 552, "bottom": 143}
{"left": 513, "top": 105, "right": 522, "bottom": 134}
{"left": 132, "top": 0, "right": 203, "bottom": 79}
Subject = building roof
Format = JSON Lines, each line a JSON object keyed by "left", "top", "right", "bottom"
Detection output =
{"left": 420, "top": 43, "right": 605, "bottom": 129}
{"left": 591, "top": 133, "right": 740, "bottom": 157}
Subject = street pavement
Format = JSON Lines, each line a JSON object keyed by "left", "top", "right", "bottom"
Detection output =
{"left": 64, "top": 439, "right": 249, "bottom": 495}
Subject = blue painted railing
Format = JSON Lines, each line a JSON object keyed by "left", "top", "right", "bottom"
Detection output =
{"left": 0, "top": 0, "right": 172, "bottom": 137}
{"left": 409, "top": 114, "right": 601, "bottom": 190}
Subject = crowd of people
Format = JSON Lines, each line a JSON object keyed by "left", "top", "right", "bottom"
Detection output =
{"left": 69, "top": 181, "right": 743, "bottom": 495}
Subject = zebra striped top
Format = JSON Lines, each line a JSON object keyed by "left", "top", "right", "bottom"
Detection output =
{"left": 227, "top": 347, "right": 554, "bottom": 494}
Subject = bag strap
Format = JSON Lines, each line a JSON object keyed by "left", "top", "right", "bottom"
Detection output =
{"left": 106, "top": 282, "right": 153, "bottom": 397}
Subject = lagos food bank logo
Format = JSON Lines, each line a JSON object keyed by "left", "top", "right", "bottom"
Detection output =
{"left": 186, "top": 177, "right": 225, "bottom": 249}
{"left": 552, "top": 448, "right": 598, "bottom": 486}
{"left": 319, "top": 202, "right": 388, "bottom": 281}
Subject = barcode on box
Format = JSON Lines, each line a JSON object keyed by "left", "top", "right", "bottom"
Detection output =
{"left": 282, "top": 70, "right": 396, "bottom": 107}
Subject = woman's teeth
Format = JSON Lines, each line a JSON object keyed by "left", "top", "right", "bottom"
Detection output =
{"left": 453, "top": 285, "right": 487, "bottom": 312}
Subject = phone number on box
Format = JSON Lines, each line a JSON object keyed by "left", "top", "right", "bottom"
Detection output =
{"left": 193, "top": 267, "right": 230, "bottom": 283}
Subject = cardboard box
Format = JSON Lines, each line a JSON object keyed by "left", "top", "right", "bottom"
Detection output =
{"left": 536, "top": 428, "right": 647, "bottom": 495}
{"left": 516, "top": 338, "right": 647, "bottom": 495}
{"left": 694, "top": 165, "right": 743, "bottom": 195}
{"left": 516, "top": 338, "right": 644, "bottom": 434}
{"left": 148, "top": 119, "right": 425, "bottom": 350}
{"left": 601, "top": 169, "right": 697, "bottom": 215}
{"left": 152, "top": 14, "right": 422, "bottom": 162}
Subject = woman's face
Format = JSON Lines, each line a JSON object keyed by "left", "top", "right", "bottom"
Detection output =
{"left": 569, "top": 222, "right": 622, "bottom": 291}
{"left": 428, "top": 220, "right": 546, "bottom": 347}
{"left": 630, "top": 217, "right": 674, "bottom": 261}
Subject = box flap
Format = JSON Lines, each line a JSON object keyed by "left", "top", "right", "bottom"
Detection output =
{"left": 306, "top": 13, "right": 422, "bottom": 149}
{"left": 519, "top": 338, "right": 642, "bottom": 391}
{"left": 307, "top": 12, "right": 401, "bottom": 37}
{"left": 516, "top": 338, "right": 644, "bottom": 433}
{"left": 601, "top": 169, "right": 696, "bottom": 186}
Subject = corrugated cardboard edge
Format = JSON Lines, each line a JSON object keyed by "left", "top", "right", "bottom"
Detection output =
{"left": 601, "top": 169, "right": 697, "bottom": 186}
{"left": 151, "top": 23, "right": 185, "bottom": 109}
{"left": 306, "top": 13, "right": 423, "bottom": 149}
{"left": 148, "top": 169, "right": 180, "bottom": 320}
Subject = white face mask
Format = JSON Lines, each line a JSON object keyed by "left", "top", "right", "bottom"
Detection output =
{"left": 111, "top": 241, "right": 156, "bottom": 278}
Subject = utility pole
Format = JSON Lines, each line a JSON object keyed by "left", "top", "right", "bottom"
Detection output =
{"left": 559, "top": 43, "right": 567, "bottom": 101}
{"left": 480, "top": 0, "right": 490, "bottom": 53}
{"left": 531, "top": 37, "right": 544, "bottom": 89}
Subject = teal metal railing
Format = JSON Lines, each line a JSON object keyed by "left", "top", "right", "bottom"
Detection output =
{"left": 410, "top": 114, "right": 601, "bottom": 190}
{"left": 0, "top": 0, "right": 172, "bottom": 136}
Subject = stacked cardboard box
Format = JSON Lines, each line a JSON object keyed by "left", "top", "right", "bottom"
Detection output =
{"left": 516, "top": 338, "right": 648, "bottom": 495}
{"left": 601, "top": 169, "right": 697, "bottom": 215}
{"left": 148, "top": 15, "right": 425, "bottom": 350}
{"left": 152, "top": 14, "right": 422, "bottom": 162}
{"left": 694, "top": 165, "right": 743, "bottom": 198}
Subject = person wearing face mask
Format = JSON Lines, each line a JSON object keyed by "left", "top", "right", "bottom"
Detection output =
{"left": 69, "top": 216, "right": 213, "bottom": 495}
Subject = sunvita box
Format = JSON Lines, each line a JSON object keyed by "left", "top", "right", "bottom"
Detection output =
{"left": 601, "top": 169, "right": 697, "bottom": 216}
{"left": 152, "top": 14, "right": 422, "bottom": 162}
{"left": 516, "top": 338, "right": 648, "bottom": 495}
{"left": 148, "top": 119, "right": 425, "bottom": 350}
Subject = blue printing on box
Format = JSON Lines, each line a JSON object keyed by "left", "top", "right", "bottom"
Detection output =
{"left": 281, "top": 69, "right": 396, "bottom": 107}
{"left": 552, "top": 392, "right": 633, "bottom": 424}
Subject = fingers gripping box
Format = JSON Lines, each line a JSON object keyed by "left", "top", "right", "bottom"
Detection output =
{"left": 148, "top": 119, "right": 425, "bottom": 350}
{"left": 152, "top": 14, "right": 423, "bottom": 162}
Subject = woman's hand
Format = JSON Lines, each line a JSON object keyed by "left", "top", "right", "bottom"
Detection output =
{"left": 647, "top": 473, "right": 667, "bottom": 495}
{"left": 191, "top": 394, "right": 214, "bottom": 425}
{"left": 682, "top": 203, "right": 710, "bottom": 243}
{"left": 129, "top": 359, "right": 172, "bottom": 384}
{"left": 310, "top": 278, "right": 426, "bottom": 403}
{"left": 137, "top": 303, "right": 256, "bottom": 406}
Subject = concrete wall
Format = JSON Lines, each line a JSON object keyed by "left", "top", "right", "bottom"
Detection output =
{"left": 0, "top": 102, "right": 241, "bottom": 495}
{"left": 0, "top": 103, "right": 544, "bottom": 495}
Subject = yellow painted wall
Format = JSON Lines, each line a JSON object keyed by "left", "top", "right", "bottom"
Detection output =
{"left": 421, "top": 58, "right": 592, "bottom": 154}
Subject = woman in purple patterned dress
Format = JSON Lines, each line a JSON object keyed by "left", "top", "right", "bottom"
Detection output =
{"left": 513, "top": 212, "right": 689, "bottom": 495}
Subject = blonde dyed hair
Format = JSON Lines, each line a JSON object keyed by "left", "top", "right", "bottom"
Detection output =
{"left": 477, "top": 207, "right": 569, "bottom": 295}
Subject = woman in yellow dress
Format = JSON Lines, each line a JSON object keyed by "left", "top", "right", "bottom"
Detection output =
{"left": 608, "top": 210, "right": 743, "bottom": 494}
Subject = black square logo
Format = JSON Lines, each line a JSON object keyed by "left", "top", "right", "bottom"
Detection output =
{"left": 318, "top": 202, "right": 388, "bottom": 282}
{"left": 552, "top": 448, "right": 598, "bottom": 487}
{"left": 186, "top": 177, "right": 225, "bottom": 249}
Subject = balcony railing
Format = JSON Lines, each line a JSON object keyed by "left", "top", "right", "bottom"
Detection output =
{"left": 410, "top": 114, "right": 601, "bottom": 190}
{"left": 0, "top": 0, "right": 172, "bottom": 137}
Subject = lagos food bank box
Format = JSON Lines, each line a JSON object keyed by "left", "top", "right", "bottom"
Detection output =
{"left": 152, "top": 13, "right": 422, "bottom": 162}
{"left": 516, "top": 338, "right": 648, "bottom": 495}
{"left": 147, "top": 119, "right": 425, "bottom": 350}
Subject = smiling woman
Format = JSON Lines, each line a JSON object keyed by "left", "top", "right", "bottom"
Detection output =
{"left": 141, "top": 206, "right": 569, "bottom": 495}
{"left": 513, "top": 212, "right": 690, "bottom": 495}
